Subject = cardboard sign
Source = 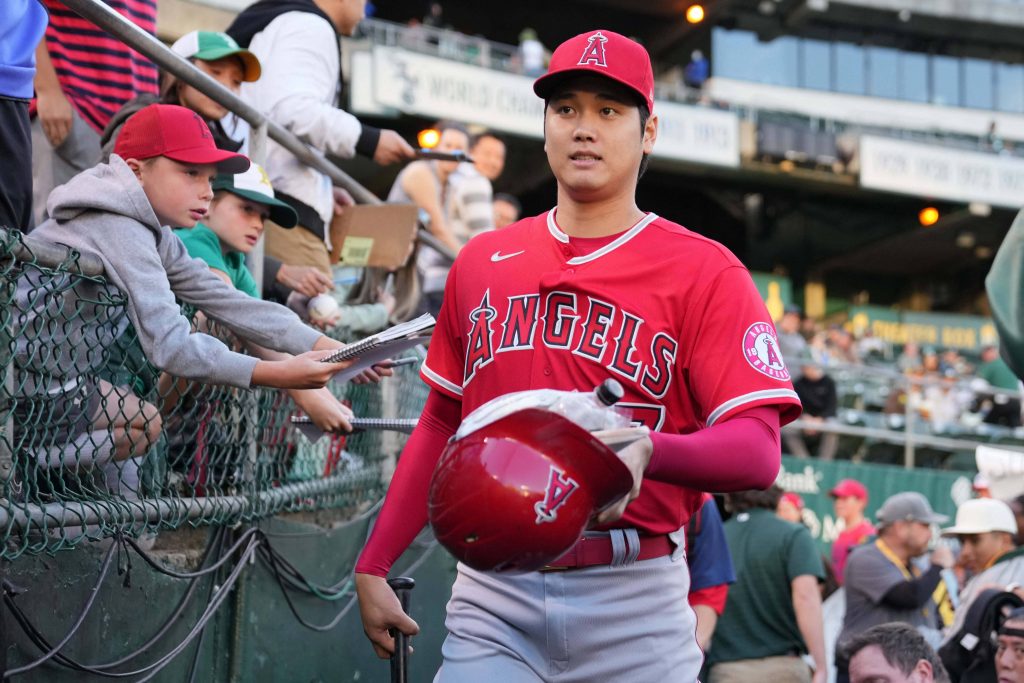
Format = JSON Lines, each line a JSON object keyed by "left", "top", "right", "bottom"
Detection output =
{"left": 329, "top": 203, "right": 419, "bottom": 270}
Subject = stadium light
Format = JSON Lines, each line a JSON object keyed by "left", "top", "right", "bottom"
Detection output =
{"left": 418, "top": 128, "right": 441, "bottom": 149}
{"left": 918, "top": 206, "right": 940, "bottom": 227}
{"left": 686, "top": 4, "right": 705, "bottom": 24}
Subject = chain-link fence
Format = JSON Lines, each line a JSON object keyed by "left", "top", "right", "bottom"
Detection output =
{"left": 0, "top": 228, "right": 429, "bottom": 560}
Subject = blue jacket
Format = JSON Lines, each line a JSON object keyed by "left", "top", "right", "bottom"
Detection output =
{"left": 0, "top": 0, "right": 47, "bottom": 99}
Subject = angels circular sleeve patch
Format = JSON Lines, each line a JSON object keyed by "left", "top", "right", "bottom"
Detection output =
{"left": 742, "top": 322, "right": 791, "bottom": 381}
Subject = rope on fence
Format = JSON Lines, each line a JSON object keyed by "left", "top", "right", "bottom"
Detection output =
{"left": 0, "top": 228, "right": 430, "bottom": 560}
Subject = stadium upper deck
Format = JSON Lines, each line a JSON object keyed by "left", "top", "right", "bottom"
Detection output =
{"left": 162, "top": 0, "right": 1024, "bottom": 317}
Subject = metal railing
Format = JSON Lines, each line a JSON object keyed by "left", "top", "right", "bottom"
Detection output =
{"left": 782, "top": 358, "right": 1024, "bottom": 469}
{"left": 59, "top": 0, "right": 457, "bottom": 263}
{"left": 0, "top": 226, "right": 430, "bottom": 558}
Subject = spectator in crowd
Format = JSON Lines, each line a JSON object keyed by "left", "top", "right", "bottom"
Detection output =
{"left": 683, "top": 50, "right": 709, "bottom": 90}
{"left": 988, "top": 209, "right": 1024, "bottom": 382}
{"left": 685, "top": 493, "right": 736, "bottom": 652}
{"left": 1009, "top": 494, "right": 1024, "bottom": 547}
{"left": 0, "top": 0, "right": 47, "bottom": 232}
{"left": 707, "top": 487, "right": 826, "bottom": 683}
{"left": 446, "top": 130, "right": 502, "bottom": 243}
{"left": 785, "top": 361, "right": 839, "bottom": 460}
{"left": 837, "top": 492, "right": 953, "bottom": 681}
{"left": 518, "top": 28, "right": 546, "bottom": 77}
{"left": 830, "top": 479, "right": 875, "bottom": 584}
{"left": 468, "top": 130, "right": 506, "bottom": 184}
{"left": 777, "top": 305, "right": 808, "bottom": 379}
{"left": 978, "top": 345, "right": 1022, "bottom": 427}
{"left": 974, "top": 473, "right": 994, "bottom": 499}
{"left": 416, "top": 128, "right": 507, "bottom": 316}
{"left": 227, "top": 0, "right": 415, "bottom": 279}
{"left": 422, "top": 1, "right": 444, "bottom": 29}
{"left": 899, "top": 341, "right": 922, "bottom": 374}
{"left": 492, "top": 193, "right": 521, "bottom": 228}
{"left": 940, "top": 499, "right": 1021, "bottom": 646}
{"left": 171, "top": 163, "right": 353, "bottom": 433}
{"left": 856, "top": 331, "right": 887, "bottom": 361}
{"left": 100, "top": 31, "right": 262, "bottom": 160}
{"left": 17, "top": 105, "right": 364, "bottom": 473}
{"left": 31, "top": 0, "right": 160, "bottom": 228}
{"left": 828, "top": 325, "right": 861, "bottom": 365}
{"left": 997, "top": 607, "right": 1024, "bottom": 683}
{"left": 344, "top": 243, "right": 423, "bottom": 328}
{"left": 778, "top": 491, "right": 806, "bottom": 524}
{"left": 389, "top": 121, "right": 470, "bottom": 315}
{"left": 843, "top": 623, "right": 950, "bottom": 683}
{"left": 100, "top": 29, "right": 333, "bottom": 304}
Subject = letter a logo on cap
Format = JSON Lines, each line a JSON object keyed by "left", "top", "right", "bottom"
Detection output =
{"left": 577, "top": 31, "right": 608, "bottom": 67}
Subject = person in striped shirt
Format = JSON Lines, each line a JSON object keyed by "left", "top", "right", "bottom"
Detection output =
{"left": 31, "top": 0, "right": 159, "bottom": 227}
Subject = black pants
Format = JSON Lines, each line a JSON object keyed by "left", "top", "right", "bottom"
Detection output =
{"left": 0, "top": 96, "right": 32, "bottom": 233}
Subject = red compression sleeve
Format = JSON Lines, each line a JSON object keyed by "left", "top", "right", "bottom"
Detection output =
{"left": 355, "top": 389, "right": 462, "bottom": 577}
{"left": 646, "top": 405, "right": 781, "bottom": 491}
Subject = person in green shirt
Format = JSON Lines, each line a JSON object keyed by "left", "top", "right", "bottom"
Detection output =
{"left": 172, "top": 163, "right": 352, "bottom": 433}
{"left": 708, "top": 486, "right": 827, "bottom": 683}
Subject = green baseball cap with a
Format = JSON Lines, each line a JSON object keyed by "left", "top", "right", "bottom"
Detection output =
{"left": 171, "top": 31, "right": 261, "bottom": 82}
{"left": 212, "top": 164, "right": 298, "bottom": 228}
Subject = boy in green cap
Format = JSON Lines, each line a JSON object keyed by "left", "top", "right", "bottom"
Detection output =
{"left": 173, "top": 162, "right": 352, "bottom": 433}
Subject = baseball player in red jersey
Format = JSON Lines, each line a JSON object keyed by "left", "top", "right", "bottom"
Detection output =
{"left": 355, "top": 29, "right": 802, "bottom": 681}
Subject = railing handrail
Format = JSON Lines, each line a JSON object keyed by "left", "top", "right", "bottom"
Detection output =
{"left": 1, "top": 227, "right": 104, "bottom": 276}
{"left": 58, "top": 0, "right": 457, "bottom": 263}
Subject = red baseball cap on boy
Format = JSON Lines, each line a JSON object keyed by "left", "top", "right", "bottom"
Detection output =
{"left": 533, "top": 29, "right": 655, "bottom": 113}
{"left": 114, "top": 104, "right": 250, "bottom": 174}
{"left": 829, "top": 478, "right": 868, "bottom": 502}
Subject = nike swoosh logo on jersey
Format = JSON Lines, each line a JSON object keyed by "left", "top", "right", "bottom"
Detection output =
{"left": 490, "top": 250, "right": 525, "bottom": 262}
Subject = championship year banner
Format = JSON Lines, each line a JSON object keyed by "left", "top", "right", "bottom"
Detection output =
{"left": 860, "top": 135, "right": 1024, "bottom": 209}
{"left": 363, "top": 46, "right": 741, "bottom": 167}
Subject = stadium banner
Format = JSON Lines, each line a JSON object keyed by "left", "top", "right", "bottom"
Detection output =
{"left": 847, "top": 305, "right": 999, "bottom": 352}
{"left": 777, "top": 455, "right": 972, "bottom": 553}
{"left": 365, "top": 46, "right": 740, "bottom": 167}
{"left": 859, "top": 135, "right": 1024, "bottom": 209}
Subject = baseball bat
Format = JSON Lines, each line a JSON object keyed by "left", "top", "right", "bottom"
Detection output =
{"left": 387, "top": 577, "right": 415, "bottom": 683}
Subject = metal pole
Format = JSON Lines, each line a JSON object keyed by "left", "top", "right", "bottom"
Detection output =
{"left": 0, "top": 474, "right": 355, "bottom": 532}
{"left": 247, "top": 122, "right": 268, "bottom": 296}
{"left": 904, "top": 377, "right": 917, "bottom": 469}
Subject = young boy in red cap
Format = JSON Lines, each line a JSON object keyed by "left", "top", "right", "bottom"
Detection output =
{"left": 355, "top": 30, "right": 800, "bottom": 681}
{"left": 16, "top": 103, "right": 358, "bottom": 470}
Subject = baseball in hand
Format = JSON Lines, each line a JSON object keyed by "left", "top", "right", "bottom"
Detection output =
{"left": 307, "top": 294, "right": 339, "bottom": 323}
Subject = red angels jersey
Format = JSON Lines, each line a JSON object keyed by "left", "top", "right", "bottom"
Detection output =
{"left": 421, "top": 209, "right": 802, "bottom": 534}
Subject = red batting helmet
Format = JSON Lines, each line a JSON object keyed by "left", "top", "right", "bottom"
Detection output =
{"left": 428, "top": 408, "right": 633, "bottom": 573}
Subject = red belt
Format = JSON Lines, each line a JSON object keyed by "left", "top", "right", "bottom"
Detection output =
{"left": 540, "top": 534, "right": 673, "bottom": 571}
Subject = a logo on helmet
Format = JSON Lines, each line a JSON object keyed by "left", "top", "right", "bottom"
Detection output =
{"left": 534, "top": 467, "right": 580, "bottom": 524}
{"left": 577, "top": 31, "right": 609, "bottom": 68}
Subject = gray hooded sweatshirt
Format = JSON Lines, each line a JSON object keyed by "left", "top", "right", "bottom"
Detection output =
{"left": 16, "top": 155, "right": 321, "bottom": 392}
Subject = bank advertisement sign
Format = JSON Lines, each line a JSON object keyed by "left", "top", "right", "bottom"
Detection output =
{"left": 776, "top": 456, "right": 972, "bottom": 553}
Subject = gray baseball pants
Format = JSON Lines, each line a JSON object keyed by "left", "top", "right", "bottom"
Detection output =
{"left": 434, "top": 545, "right": 703, "bottom": 682}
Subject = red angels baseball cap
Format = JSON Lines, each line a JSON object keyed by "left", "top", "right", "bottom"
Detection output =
{"left": 533, "top": 29, "right": 655, "bottom": 113}
{"left": 114, "top": 104, "right": 250, "bottom": 174}
{"left": 829, "top": 478, "right": 868, "bottom": 502}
